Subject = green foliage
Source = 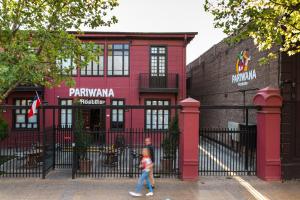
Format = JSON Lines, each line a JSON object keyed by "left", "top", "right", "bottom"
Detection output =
{"left": 74, "top": 102, "right": 91, "bottom": 160}
{"left": 0, "top": 115, "right": 8, "bottom": 140}
{"left": 0, "top": 0, "right": 119, "bottom": 102}
{"left": 204, "top": 0, "right": 300, "bottom": 57}
{"left": 162, "top": 114, "right": 180, "bottom": 159}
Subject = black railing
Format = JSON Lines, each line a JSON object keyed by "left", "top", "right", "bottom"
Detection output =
{"left": 0, "top": 129, "right": 44, "bottom": 178}
{"left": 199, "top": 127, "right": 256, "bottom": 176}
{"left": 72, "top": 128, "right": 179, "bottom": 178}
{"left": 139, "top": 73, "right": 179, "bottom": 93}
{"left": 0, "top": 104, "right": 181, "bottom": 179}
{"left": 198, "top": 105, "right": 258, "bottom": 176}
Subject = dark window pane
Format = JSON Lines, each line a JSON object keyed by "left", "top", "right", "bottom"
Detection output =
{"left": 111, "top": 100, "right": 125, "bottom": 129}
{"left": 145, "top": 100, "right": 170, "bottom": 130}
{"left": 107, "top": 44, "right": 129, "bottom": 76}
{"left": 14, "top": 98, "right": 38, "bottom": 129}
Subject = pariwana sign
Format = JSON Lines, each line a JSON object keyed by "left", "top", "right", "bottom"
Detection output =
{"left": 232, "top": 69, "right": 257, "bottom": 86}
{"left": 69, "top": 88, "right": 115, "bottom": 97}
{"left": 232, "top": 50, "right": 257, "bottom": 86}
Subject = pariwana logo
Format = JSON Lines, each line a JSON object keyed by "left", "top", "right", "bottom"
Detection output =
{"left": 232, "top": 69, "right": 257, "bottom": 86}
{"left": 232, "top": 50, "right": 256, "bottom": 86}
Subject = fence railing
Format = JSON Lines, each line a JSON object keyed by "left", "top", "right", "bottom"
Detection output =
{"left": 198, "top": 105, "right": 258, "bottom": 176}
{"left": 0, "top": 129, "right": 43, "bottom": 178}
{"left": 139, "top": 73, "right": 179, "bottom": 93}
{"left": 72, "top": 128, "right": 179, "bottom": 178}
{"left": 199, "top": 127, "right": 256, "bottom": 176}
{"left": 0, "top": 104, "right": 181, "bottom": 179}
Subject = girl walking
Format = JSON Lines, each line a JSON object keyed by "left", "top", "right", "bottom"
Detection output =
{"left": 129, "top": 148, "right": 154, "bottom": 197}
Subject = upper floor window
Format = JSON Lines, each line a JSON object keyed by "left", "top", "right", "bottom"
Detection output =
{"left": 14, "top": 99, "right": 38, "bottom": 129}
{"left": 56, "top": 58, "right": 77, "bottom": 76}
{"left": 150, "top": 46, "right": 167, "bottom": 77}
{"left": 108, "top": 44, "right": 129, "bottom": 76}
{"left": 81, "top": 44, "right": 104, "bottom": 76}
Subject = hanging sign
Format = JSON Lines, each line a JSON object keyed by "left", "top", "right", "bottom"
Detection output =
{"left": 79, "top": 99, "right": 106, "bottom": 105}
{"left": 231, "top": 50, "right": 256, "bottom": 86}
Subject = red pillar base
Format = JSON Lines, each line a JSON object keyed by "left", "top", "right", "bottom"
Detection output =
{"left": 253, "top": 87, "right": 282, "bottom": 181}
{"left": 179, "top": 98, "right": 200, "bottom": 181}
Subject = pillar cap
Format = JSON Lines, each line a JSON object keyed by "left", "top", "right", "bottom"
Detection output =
{"left": 180, "top": 97, "right": 200, "bottom": 107}
{"left": 253, "top": 87, "right": 282, "bottom": 107}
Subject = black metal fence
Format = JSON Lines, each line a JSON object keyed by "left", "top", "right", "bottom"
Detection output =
{"left": 199, "top": 105, "right": 258, "bottom": 176}
{"left": 72, "top": 128, "right": 179, "bottom": 178}
{"left": 0, "top": 104, "right": 180, "bottom": 179}
{"left": 0, "top": 129, "right": 43, "bottom": 177}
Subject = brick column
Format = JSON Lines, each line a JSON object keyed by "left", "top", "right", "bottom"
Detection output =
{"left": 179, "top": 98, "right": 200, "bottom": 181}
{"left": 253, "top": 87, "right": 282, "bottom": 181}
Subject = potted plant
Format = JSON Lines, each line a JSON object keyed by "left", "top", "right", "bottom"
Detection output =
{"left": 74, "top": 104, "right": 92, "bottom": 173}
{"left": 161, "top": 114, "right": 179, "bottom": 172}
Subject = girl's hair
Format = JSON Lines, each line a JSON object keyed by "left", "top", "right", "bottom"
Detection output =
{"left": 142, "top": 148, "right": 150, "bottom": 156}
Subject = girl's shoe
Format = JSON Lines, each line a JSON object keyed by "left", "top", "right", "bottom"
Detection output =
{"left": 146, "top": 192, "right": 154, "bottom": 196}
{"left": 129, "top": 191, "right": 142, "bottom": 197}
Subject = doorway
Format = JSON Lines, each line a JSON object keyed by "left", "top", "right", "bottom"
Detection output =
{"left": 81, "top": 108, "right": 106, "bottom": 145}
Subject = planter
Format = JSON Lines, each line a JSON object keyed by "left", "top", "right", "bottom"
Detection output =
{"left": 160, "top": 158, "right": 174, "bottom": 172}
{"left": 79, "top": 159, "right": 93, "bottom": 173}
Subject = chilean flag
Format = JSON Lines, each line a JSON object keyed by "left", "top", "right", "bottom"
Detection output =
{"left": 28, "top": 92, "right": 41, "bottom": 118}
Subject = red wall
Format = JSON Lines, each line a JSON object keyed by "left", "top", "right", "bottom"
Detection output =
{"left": 44, "top": 39, "right": 186, "bottom": 129}
{"left": 4, "top": 35, "right": 192, "bottom": 130}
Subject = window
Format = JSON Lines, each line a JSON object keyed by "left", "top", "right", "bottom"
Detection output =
{"left": 108, "top": 44, "right": 129, "bottom": 76}
{"left": 56, "top": 58, "right": 77, "bottom": 76}
{"left": 60, "top": 99, "right": 72, "bottom": 128}
{"left": 81, "top": 44, "right": 104, "bottom": 76}
{"left": 111, "top": 100, "right": 125, "bottom": 129}
{"left": 150, "top": 46, "right": 167, "bottom": 77}
{"left": 145, "top": 100, "right": 169, "bottom": 130}
{"left": 14, "top": 99, "right": 38, "bottom": 129}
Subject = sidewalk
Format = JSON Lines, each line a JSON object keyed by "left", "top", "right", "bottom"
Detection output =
{"left": 0, "top": 170, "right": 299, "bottom": 200}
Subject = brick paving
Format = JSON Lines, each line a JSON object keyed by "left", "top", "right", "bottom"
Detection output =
{"left": 0, "top": 170, "right": 299, "bottom": 200}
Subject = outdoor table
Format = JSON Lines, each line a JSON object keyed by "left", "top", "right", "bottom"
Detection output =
{"left": 26, "top": 149, "right": 43, "bottom": 168}
{"left": 103, "top": 146, "right": 117, "bottom": 166}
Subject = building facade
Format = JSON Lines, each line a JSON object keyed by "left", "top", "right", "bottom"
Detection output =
{"left": 3, "top": 32, "right": 196, "bottom": 131}
{"left": 187, "top": 38, "right": 300, "bottom": 179}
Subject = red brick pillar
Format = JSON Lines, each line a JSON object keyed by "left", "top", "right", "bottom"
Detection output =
{"left": 179, "top": 98, "right": 200, "bottom": 181}
{"left": 253, "top": 87, "right": 282, "bottom": 181}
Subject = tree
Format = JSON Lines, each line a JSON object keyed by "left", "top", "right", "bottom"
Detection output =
{"left": 0, "top": 0, "right": 118, "bottom": 103}
{"left": 204, "top": 0, "right": 300, "bottom": 61}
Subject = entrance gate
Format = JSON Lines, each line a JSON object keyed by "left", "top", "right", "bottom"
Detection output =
{"left": 198, "top": 105, "right": 258, "bottom": 176}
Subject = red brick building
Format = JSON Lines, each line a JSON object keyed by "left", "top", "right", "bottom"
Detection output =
{"left": 187, "top": 38, "right": 300, "bottom": 179}
{"left": 3, "top": 32, "right": 196, "bottom": 131}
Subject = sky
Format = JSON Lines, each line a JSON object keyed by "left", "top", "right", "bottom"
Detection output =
{"left": 96, "top": 0, "right": 227, "bottom": 64}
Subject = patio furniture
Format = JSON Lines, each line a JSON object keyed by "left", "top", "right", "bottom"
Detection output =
{"left": 25, "top": 149, "right": 43, "bottom": 168}
{"left": 103, "top": 145, "right": 118, "bottom": 167}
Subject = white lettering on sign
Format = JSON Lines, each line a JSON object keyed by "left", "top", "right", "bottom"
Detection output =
{"left": 69, "top": 88, "right": 75, "bottom": 96}
{"left": 69, "top": 88, "right": 115, "bottom": 98}
{"left": 232, "top": 69, "right": 257, "bottom": 86}
{"left": 79, "top": 99, "right": 105, "bottom": 105}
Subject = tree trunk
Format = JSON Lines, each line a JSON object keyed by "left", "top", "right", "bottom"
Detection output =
{"left": 0, "top": 80, "right": 22, "bottom": 104}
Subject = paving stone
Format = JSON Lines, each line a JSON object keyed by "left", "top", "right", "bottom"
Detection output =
{"left": 0, "top": 173, "right": 299, "bottom": 200}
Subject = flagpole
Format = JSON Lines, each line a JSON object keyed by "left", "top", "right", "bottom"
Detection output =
{"left": 35, "top": 90, "right": 39, "bottom": 99}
